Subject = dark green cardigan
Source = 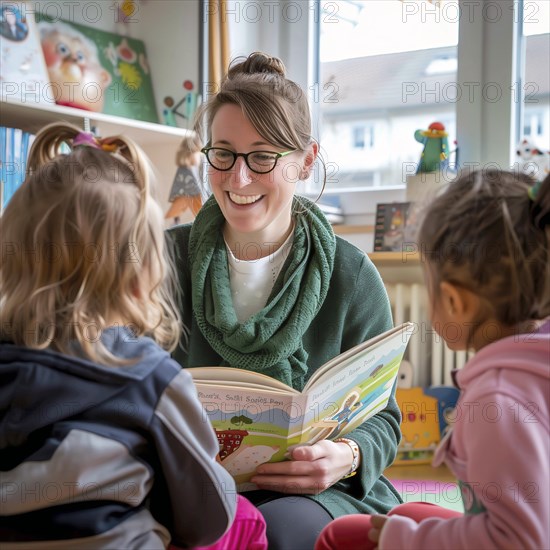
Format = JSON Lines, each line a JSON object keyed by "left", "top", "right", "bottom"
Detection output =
{"left": 167, "top": 223, "right": 402, "bottom": 518}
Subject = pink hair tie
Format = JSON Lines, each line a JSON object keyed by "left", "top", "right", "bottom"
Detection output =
{"left": 73, "top": 132, "right": 118, "bottom": 153}
{"left": 73, "top": 132, "right": 101, "bottom": 149}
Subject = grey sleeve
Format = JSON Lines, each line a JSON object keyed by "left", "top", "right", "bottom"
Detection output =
{"left": 151, "top": 367, "right": 237, "bottom": 547}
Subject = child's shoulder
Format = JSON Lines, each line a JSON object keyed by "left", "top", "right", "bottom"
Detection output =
{"left": 458, "top": 332, "right": 550, "bottom": 403}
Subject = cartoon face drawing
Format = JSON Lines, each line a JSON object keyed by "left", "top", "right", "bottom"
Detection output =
{"left": 38, "top": 21, "right": 111, "bottom": 112}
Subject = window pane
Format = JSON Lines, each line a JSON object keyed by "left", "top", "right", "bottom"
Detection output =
{"left": 316, "top": 0, "right": 458, "bottom": 190}
{"left": 521, "top": 1, "right": 549, "bottom": 180}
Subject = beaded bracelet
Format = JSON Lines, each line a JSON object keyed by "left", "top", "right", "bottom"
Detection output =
{"left": 334, "top": 437, "right": 360, "bottom": 479}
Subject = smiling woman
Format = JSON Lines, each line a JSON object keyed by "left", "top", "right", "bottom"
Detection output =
{"left": 203, "top": 103, "right": 309, "bottom": 258}
{"left": 167, "top": 52, "right": 401, "bottom": 550}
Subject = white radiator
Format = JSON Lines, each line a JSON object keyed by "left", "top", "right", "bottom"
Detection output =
{"left": 385, "top": 283, "right": 470, "bottom": 387}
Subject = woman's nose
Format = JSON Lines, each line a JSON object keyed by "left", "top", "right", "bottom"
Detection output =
{"left": 229, "top": 156, "right": 253, "bottom": 188}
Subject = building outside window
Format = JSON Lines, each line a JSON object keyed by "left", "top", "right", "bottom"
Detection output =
{"left": 317, "top": 0, "right": 459, "bottom": 189}
{"left": 313, "top": 0, "right": 549, "bottom": 192}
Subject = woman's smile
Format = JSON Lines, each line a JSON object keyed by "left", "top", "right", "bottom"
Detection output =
{"left": 227, "top": 191, "right": 264, "bottom": 206}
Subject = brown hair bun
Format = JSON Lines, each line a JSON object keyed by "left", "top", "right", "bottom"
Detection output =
{"left": 227, "top": 51, "right": 286, "bottom": 79}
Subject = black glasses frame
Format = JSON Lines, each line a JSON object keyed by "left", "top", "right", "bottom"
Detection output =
{"left": 201, "top": 146, "right": 295, "bottom": 174}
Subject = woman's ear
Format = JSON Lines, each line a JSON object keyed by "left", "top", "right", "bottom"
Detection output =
{"left": 300, "top": 142, "right": 318, "bottom": 179}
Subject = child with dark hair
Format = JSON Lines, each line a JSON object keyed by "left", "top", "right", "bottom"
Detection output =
{"left": 316, "top": 170, "right": 550, "bottom": 550}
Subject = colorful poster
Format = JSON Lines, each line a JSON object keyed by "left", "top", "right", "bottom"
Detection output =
{"left": 35, "top": 14, "right": 158, "bottom": 122}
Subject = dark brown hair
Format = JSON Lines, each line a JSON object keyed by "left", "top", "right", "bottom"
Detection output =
{"left": 196, "top": 52, "right": 311, "bottom": 152}
{"left": 418, "top": 169, "right": 550, "bottom": 326}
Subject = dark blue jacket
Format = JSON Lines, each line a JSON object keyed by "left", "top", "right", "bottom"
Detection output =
{"left": 0, "top": 327, "right": 236, "bottom": 548}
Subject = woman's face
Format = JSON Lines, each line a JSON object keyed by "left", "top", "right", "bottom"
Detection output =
{"left": 208, "top": 104, "right": 311, "bottom": 245}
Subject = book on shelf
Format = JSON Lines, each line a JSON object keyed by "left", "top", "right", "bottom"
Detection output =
{"left": 0, "top": 126, "right": 35, "bottom": 212}
{"left": 373, "top": 202, "right": 420, "bottom": 253}
{"left": 188, "top": 322, "right": 414, "bottom": 490}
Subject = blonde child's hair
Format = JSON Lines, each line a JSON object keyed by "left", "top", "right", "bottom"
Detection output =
{"left": 0, "top": 122, "right": 181, "bottom": 363}
{"left": 418, "top": 169, "right": 550, "bottom": 327}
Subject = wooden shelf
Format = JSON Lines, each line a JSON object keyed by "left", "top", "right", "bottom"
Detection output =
{"left": 333, "top": 224, "right": 374, "bottom": 235}
{"left": 368, "top": 252, "right": 422, "bottom": 265}
{"left": 368, "top": 252, "right": 424, "bottom": 285}
{"left": 0, "top": 98, "right": 193, "bottom": 146}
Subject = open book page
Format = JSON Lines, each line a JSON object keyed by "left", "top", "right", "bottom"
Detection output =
{"left": 303, "top": 323, "right": 413, "bottom": 390}
{"left": 189, "top": 366, "right": 297, "bottom": 393}
{"left": 190, "top": 382, "right": 308, "bottom": 490}
{"left": 188, "top": 322, "right": 414, "bottom": 490}
{"left": 299, "top": 322, "right": 415, "bottom": 446}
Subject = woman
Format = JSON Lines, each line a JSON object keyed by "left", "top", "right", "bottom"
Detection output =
{"left": 168, "top": 52, "right": 402, "bottom": 549}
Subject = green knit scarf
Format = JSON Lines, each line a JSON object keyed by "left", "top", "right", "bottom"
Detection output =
{"left": 189, "top": 195, "right": 336, "bottom": 390}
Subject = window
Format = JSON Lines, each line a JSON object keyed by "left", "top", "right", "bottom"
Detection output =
{"left": 521, "top": 1, "right": 549, "bottom": 152}
{"left": 316, "top": 0, "right": 459, "bottom": 190}
{"left": 352, "top": 124, "right": 374, "bottom": 149}
{"left": 352, "top": 126, "right": 365, "bottom": 149}
{"left": 523, "top": 111, "right": 544, "bottom": 138}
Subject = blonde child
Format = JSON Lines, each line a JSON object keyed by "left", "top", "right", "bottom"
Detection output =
{"left": 316, "top": 170, "right": 550, "bottom": 549}
{"left": 0, "top": 123, "right": 266, "bottom": 549}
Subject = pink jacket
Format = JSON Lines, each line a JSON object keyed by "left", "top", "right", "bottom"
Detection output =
{"left": 381, "top": 325, "right": 550, "bottom": 549}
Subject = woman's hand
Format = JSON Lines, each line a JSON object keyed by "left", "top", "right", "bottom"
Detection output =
{"left": 250, "top": 439, "right": 356, "bottom": 494}
{"left": 369, "top": 514, "right": 389, "bottom": 549}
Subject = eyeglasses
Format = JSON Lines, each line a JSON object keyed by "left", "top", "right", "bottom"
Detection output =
{"left": 201, "top": 146, "right": 295, "bottom": 174}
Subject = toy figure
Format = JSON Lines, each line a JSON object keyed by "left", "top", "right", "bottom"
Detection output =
{"left": 516, "top": 138, "right": 550, "bottom": 182}
{"left": 38, "top": 21, "right": 112, "bottom": 112}
{"left": 165, "top": 133, "right": 203, "bottom": 224}
{"left": 414, "top": 121, "right": 449, "bottom": 173}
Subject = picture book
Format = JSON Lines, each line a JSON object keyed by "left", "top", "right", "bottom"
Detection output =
{"left": 35, "top": 13, "right": 158, "bottom": 122}
{"left": 373, "top": 202, "right": 420, "bottom": 253}
{"left": 188, "top": 322, "right": 414, "bottom": 490}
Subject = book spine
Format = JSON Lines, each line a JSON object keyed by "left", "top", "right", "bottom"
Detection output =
{"left": 0, "top": 126, "right": 6, "bottom": 212}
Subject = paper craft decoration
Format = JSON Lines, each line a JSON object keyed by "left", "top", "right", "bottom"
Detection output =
{"left": 165, "top": 166, "right": 202, "bottom": 221}
{"left": 0, "top": 2, "right": 53, "bottom": 104}
{"left": 35, "top": 14, "right": 158, "bottom": 122}
{"left": 165, "top": 133, "right": 203, "bottom": 224}
{"left": 373, "top": 202, "right": 419, "bottom": 252}
{"left": 515, "top": 138, "right": 550, "bottom": 182}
